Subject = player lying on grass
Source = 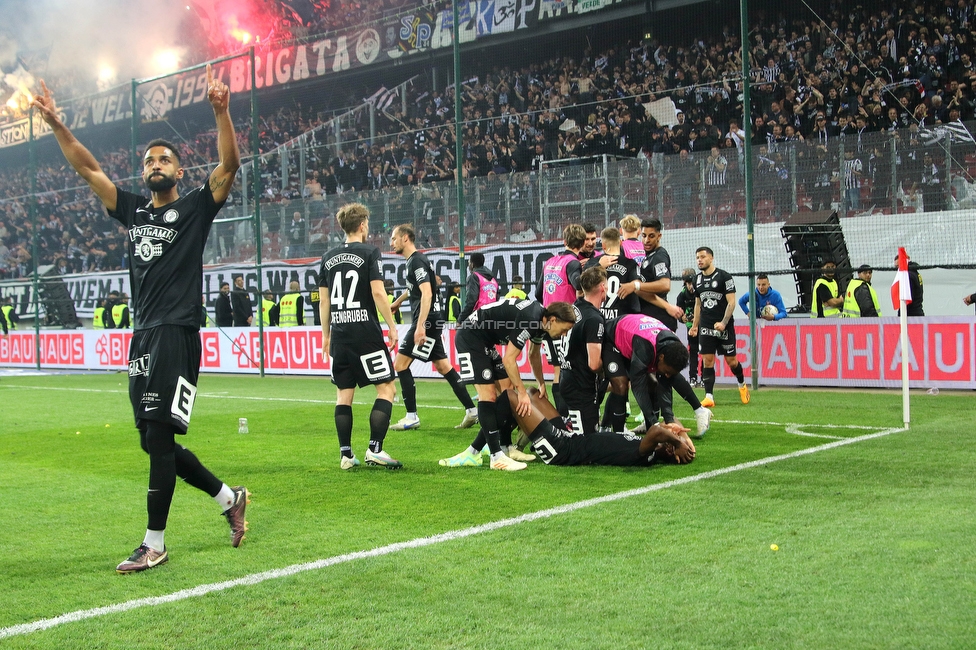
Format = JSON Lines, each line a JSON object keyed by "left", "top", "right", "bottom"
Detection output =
{"left": 504, "top": 387, "right": 696, "bottom": 466}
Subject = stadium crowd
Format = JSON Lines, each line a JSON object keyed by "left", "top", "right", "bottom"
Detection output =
{"left": 4, "top": 0, "right": 976, "bottom": 277}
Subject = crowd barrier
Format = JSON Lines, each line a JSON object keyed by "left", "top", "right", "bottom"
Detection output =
{"left": 2, "top": 317, "right": 973, "bottom": 389}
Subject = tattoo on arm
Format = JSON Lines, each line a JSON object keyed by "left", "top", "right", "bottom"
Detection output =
{"left": 209, "top": 177, "right": 227, "bottom": 192}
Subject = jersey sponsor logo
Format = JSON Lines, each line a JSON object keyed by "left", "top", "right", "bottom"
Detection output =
{"left": 457, "top": 352, "right": 474, "bottom": 381}
{"left": 163, "top": 209, "right": 179, "bottom": 224}
{"left": 414, "top": 267, "right": 428, "bottom": 282}
{"left": 542, "top": 272, "right": 564, "bottom": 294}
{"left": 654, "top": 262, "right": 668, "bottom": 277}
{"left": 171, "top": 375, "right": 197, "bottom": 426}
{"left": 128, "top": 353, "right": 151, "bottom": 377}
{"left": 129, "top": 225, "right": 177, "bottom": 263}
{"left": 700, "top": 327, "right": 723, "bottom": 337}
{"left": 725, "top": 279, "right": 735, "bottom": 291}
{"left": 412, "top": 336, "right": 436, "bottom": 361}
{"left": 531, "top": 436, "right": 559, "bottom": 463}
{"left": 360, "top": 349, "right": 392, "bottom": 380}
{"left": 323, "top": 252, "right": 366, "bottom": 270}
{"left": 703, "top": 298, "right": 719, "bottom": 309}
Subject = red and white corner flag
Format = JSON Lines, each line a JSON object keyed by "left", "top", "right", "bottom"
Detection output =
{"left": 891, "top": 247, "right": 912, "bottom": 310}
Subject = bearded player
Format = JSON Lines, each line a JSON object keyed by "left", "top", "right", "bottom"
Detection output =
{"left": 33, "top": 66, "right": 248, "bottom": 573}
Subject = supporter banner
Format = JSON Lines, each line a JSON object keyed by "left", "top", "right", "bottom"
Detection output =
{"left": 0, "top": 241, "right": 568, "bottom": 320}
{"left": 2, "top": 318, "right": 973, "bottom": 389}
{"left": 0, "top": 0, "right": 634, "bottom": 148}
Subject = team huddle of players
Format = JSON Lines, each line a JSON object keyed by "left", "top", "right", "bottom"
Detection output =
{"left": 318, "top": 206, "right": 752, "bottom": 472}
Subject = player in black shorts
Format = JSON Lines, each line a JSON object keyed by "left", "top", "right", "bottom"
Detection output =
{"left": 557, "top": 266, "right": 607, "bottom": 435}
{"left": 632, "top": 218, "right": 684, "bottom": 330}
{"left": 319, "top": 203, "right": 402, "bottom": 470}
{"left": 34, "top": 66, "right": 248, "bottom": 573}
{"left": 439, "top": 298, "right": 576, "bottom": 471}
{"left": 502, "top": 388, "right": 696, "bottom": 466}
{"left": 388, "top": 224, "right": 478, "bottom": 431}
{"left": 690, "top": 247, "right": 749, "bottom": 407}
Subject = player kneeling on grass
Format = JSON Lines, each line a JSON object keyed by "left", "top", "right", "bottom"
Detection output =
{"left": 439, "top": 298, "right": 576, "bottom": 471}
{"left": 388, "top": 224, "right": 478, "bottom": 431}
{"left": 34, "top": 67, "right": 249, "bottom": 574}
{"left": 690, "top": 247, "right": 749, "bottom": 407}
{"left": 507, "top": 388, "right": 695, "bottom": 466}
{"left": 603, "top": 314, "right": 713, "bottom": 439}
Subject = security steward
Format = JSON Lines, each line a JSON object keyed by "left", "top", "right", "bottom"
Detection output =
{"left": 112, "top": 292, "right": 131, "bottom": 328}
{"left": 93, "top": 297, "right": 109, "bottom": 329}
{"left": 257, "top": 289, "right": 278, "bottom": 327}
{"left": 2, "top": 295, "right": 19, "bottom": 331}
{"left": 812, "top": 260, "right": 844, "bottom": 318}
{"left": 843, "top": 265, "right": 881, "bottom": 317}
{"left": 277, "top": 281, "right": 305, "bottom": 327}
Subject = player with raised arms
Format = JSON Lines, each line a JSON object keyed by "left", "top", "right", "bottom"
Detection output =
{"left": 319, "top": 203, "right": 402, "bottom": 470}
{"left": 33, "top": 65, "right": 249, "bottom": 573}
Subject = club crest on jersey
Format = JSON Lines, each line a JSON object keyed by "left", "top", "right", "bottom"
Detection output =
{"left": 163, "top": 209, "right": 179, "bottom": 223}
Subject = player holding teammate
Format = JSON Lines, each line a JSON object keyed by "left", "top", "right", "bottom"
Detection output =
{"left": 319, "top": 203, "right": 403, "bottom": 469}
{"left": 34, "top": 66, "right": 248, "bottom": 573}
{"left": 440, "top": 298, "right": 576, "bottom": 470}
{"left": 690, "top": 247, "right": 750, "bottom": 406}
{"left": 388, "top": 224, "right": 478, "bottom": 430}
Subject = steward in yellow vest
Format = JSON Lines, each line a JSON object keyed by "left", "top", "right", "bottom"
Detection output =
{"left": 93, "top": 300, "right": 108, "bottom": 329}
{"left": 277, "top": 281, "right": 305, "bottom": 327}
{"left": 812, "top": 262, "right": 843, "bottom": 318}
{"left": 843, "top": 266, "right": 881, "bottom": 317}
{"left": 112, "top": 294, "right": 131, "bottom": 328}
{"left": 504, "top": 276, "right": 527, "bottom": 301}
{"left": 2, "top": 298, "right": 18, "bottom": 330}
{"left": 257, "top": 290, "right": 278, "bottom": 327}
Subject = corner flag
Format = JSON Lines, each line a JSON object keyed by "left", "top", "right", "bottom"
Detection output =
{"left": 890, "top": 247, "right": 912, "bottom": 310}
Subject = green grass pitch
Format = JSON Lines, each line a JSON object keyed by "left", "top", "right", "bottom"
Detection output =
{"left": 0, "top": 373, "right": 974, "bottom": 648}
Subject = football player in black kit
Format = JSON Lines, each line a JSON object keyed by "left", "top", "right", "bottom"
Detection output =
{"left": 319, "top": 203, "right": 403, "bottom": 470}
{"left": 439, "top": 298, "right": 576, "bottom": 471}
{"left": 33, "top": 66, "right": 248, "bottom": 573}
{"left": 585, "top": 227, "right": 640, "bottom": 320}
{"left": 388, "top": 224, "right": 478, "bottom": 431}
{"left": 690, "top": 247, "right": 750, "bottom": 407}
{"left": 632, "top": 218, "right": 684, "bottom": 329}
{"left": 501, "top": 388, "right": 696, "bottom": 466}
{"left": 558, "top": 266, "right": 608, "bottom": 435}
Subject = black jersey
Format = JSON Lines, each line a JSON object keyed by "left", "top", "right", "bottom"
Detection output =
{"left": 462, "top": 297, "right": 547, "bottom": 350}
{"left": 404, "top": 250, "right": 441, "bottom": 323}
{"left": 585, "top": 254, "right": 640, "bottom": 320}
{"left": 639, "top": 246, "right": 677, "bottom": 330}
{"left": 530, "top": 419, "right": 662, "bottom": 466}
{"left": 559, "top": 298, "right": 605, "bottom": 394}
{"left": 318, "top": 242, "right": 384, "bottom": 339}
{"left": 694, "top": 267, "right": 736, "bottom": 335}
{"left": 108, "top": 184, "right": 224, "bottom": 330}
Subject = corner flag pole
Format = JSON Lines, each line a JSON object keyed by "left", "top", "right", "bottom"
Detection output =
{"left": 891, "top": 247, "right": 911, "bottom": 428}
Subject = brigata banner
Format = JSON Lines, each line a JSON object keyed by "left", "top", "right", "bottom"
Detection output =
{"left": 2, "top": 317, "right": 974, "bottom": 389}
{"left": 0, "top": 0, "right": 643, "bottom": 148}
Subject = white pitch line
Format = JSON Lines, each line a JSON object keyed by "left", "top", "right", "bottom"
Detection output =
{"left": 0, "top": 384, "right": 461, "bottom": 409}
{"left": 0, "top": 425, "right": 906, "bottom": 640}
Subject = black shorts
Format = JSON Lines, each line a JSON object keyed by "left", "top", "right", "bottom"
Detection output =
{"left": 602, "top": 344, "right": 630, "bottom": 378}
{"left": 559, "top": 382, "right": 601, "bottom": 435}
{"left": 330, "top": 332, "right": 395, "bottom": 389}
{"left": 542, "top": 336, "right": 566, "bottom": 368}
{"left": 455, "top": 330, "right": 507, "bottom": 385}
{"left": 698, "top": 326, "right": 737, "bottom": 356}
{"left": 398, "top": 319, "right": 448, "bottom": 362}
{"left": 128, "top": 325, "right": 201, "bottom": 433}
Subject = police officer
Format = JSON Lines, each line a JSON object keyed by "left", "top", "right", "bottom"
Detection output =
{"left": 812, "top": 261, "right": 844, "bottom": 318}
{"left": 277, "top": 281, "right": 305, "bottom": 327}
{"left": 843, "top": 265, "right": 881, "bottom": 317}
